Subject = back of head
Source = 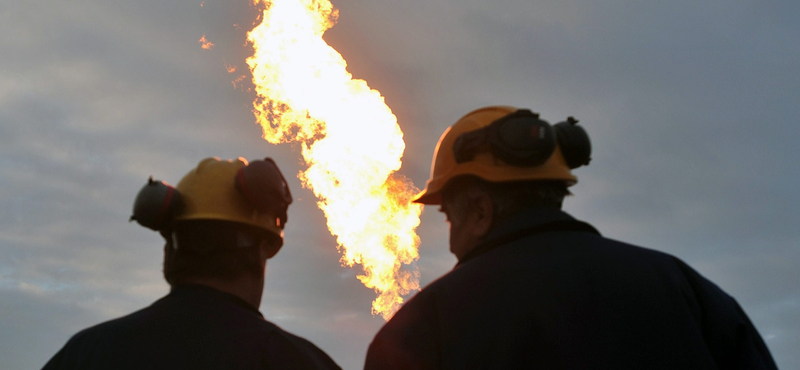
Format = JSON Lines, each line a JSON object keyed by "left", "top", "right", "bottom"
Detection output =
{"left": 130, "top": 157, "right": 293, "bottom": 285}
{"left": 442, "top": 177, "right": 571, "bottom": 223}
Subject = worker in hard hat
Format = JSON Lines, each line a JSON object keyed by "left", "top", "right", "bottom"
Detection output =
{"left": 43, "top": 157, "right": 341, "bottom": 370}
{"left": 364, "top": 106, "right": 777, "bottom": 369}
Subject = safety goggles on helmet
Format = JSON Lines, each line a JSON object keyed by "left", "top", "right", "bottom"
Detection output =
{"left": 413, "top": 106, "right": 591, "bottom": 205}
{"left": 453, "top": 109, "right": 557, "bottom": 167}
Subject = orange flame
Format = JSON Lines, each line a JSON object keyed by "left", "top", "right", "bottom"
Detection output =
{"left": 245, "top": 0, "right": 423, "bottom": 319}
{"left": 199, "top": 35, "right": 214, "bottom": 49}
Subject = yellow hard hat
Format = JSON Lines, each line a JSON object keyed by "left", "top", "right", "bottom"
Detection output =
{"left": 176, "top": 157, "right": 289, "bottom": 237}
{"left": 414, "top": 106, "right": 589, "bottom": 205}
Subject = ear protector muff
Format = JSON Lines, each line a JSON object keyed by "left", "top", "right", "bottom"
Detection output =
{"left": 234, "top": 158, "right": 293, "bottom": 229}
{"left": 130, "top": 177, "right": 184, "bottom": 231}
{"left": 453, "top": 109, "right": 592, "bottom": 169}
{"left": 130, "top": 157, "right": 293, "bottom": 233}
{"left": 553, "top": 116, "right": 592, "bottom": 169}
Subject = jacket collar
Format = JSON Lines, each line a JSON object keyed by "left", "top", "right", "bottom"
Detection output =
{"left": 167, "top": 284, "right": 264, "bottom": 317}
{"left": 482, "top": 208, "right": 577, "bottom": 242}
{"left": 456, "top": 208, "right": 598, "bottom": 266}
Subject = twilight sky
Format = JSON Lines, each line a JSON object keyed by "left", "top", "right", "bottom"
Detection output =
{"left": 1, "top": 0, "right": 798, "bottom": 369}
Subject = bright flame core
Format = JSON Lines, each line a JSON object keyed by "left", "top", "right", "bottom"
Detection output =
{"left": 246, "top": 0, "right": 423, "bottom": 319}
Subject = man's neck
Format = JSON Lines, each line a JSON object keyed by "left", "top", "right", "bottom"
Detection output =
{"left": 177, "top": 275, "right": 264, "bottom": 309}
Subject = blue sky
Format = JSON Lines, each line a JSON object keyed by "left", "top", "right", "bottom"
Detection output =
{"left": 1, "top": 1, "right": 798, "bottom": 369}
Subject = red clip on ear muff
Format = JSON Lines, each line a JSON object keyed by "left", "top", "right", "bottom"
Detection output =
{"left": 235, "top": 158, "right": 293, "bottom": 229}
{"left": 130, "top": 177, "right": 184, "bottom": 231}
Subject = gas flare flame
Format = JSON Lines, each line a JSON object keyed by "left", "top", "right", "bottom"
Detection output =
{"left": 198, "top": 35, "right": 214, "bottom": 49}
{"left": 246, "top": 0, "right": 423, "bottom": 319}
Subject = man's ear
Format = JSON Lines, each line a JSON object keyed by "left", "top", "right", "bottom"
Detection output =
{"left": 470, "top": 192, "right": 494, "bottom": 238}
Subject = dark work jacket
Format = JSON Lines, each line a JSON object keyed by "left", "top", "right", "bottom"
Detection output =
{"left": 43, "top": 284, "right": 340, "bottom": 370}
{"left": 365, "top": 209, "right": 777, "bottom": 370}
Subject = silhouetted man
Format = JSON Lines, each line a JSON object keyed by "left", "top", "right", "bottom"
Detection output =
{"left": 365, "top": 106, "right": 776, "bottom": 369}
{"left": 44, "top": 157, "right": 340, "bottom": 370}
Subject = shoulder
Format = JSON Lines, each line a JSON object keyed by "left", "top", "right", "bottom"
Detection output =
{"left": 257, "top": 320, "right": 342, "bottom": 370}
{"left": 60, "top": 305, "right": 151, "bottom": 345}
{"left": 520, "top": 226, "right": 688, "bottom": 269}
{"left": 366, "top": 290, "right": 441, "bottom": 369}
{"left": 41, "top": 309, "right": 149, "bottom": 369}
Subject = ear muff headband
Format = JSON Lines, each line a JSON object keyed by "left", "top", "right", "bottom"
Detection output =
{"left": 171, "top": 220, "right": 282, "bottom": 255}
